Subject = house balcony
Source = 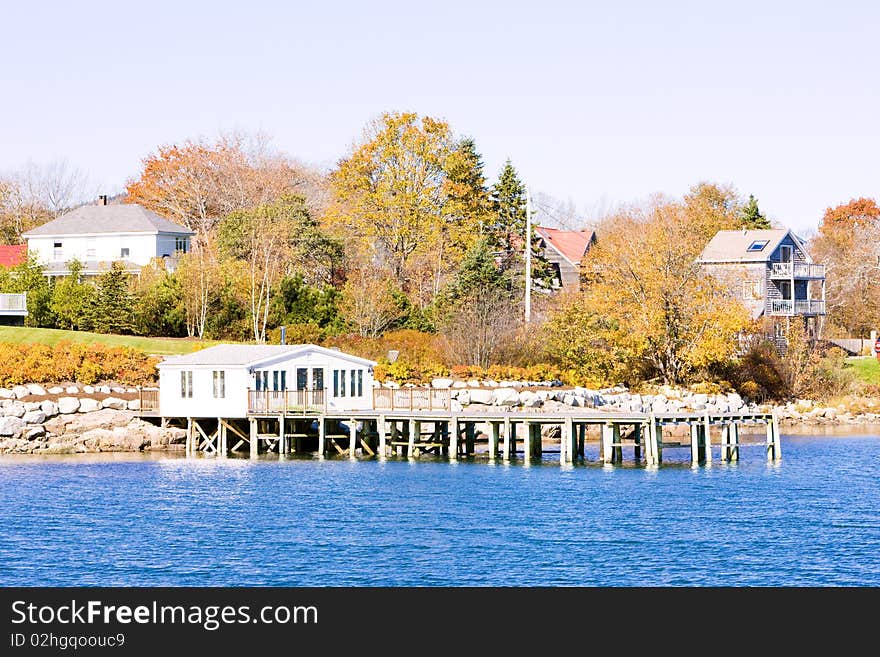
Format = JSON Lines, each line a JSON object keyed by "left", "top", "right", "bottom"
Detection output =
{"left": 768, "top": 299, "right": 826, "bottom": 316}
{"left": 769, "top": 262, "right": 825, "bottom": 279}
{"left": 248, "top": 389, "right": 326, "bottom": 414}
{"left": 0, "top": 293, "right": 27, "bottom": 316}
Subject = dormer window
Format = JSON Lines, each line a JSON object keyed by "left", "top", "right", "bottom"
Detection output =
{"left": 746, "top": 240, "right": 769, "bottom": 252}
{"left": 120, "top": 247, "right": 130, "bottom": 258}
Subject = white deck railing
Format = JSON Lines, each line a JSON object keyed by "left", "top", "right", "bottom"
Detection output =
{"left": 770, "top": 262, "right": 825, "bottom": 278}
{"left": 769, "top": 299, "right": 826, "bottom": 315}
{"left": 0, "top": 293, "right": 27, "bottom": 313}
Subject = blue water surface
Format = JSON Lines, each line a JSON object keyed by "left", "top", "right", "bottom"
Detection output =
{"left": 1, "top": 434, "right": 878, "bottom": 586}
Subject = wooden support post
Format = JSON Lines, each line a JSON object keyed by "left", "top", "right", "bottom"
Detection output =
{"left": 720, "top": 423, "right": 730, "bottom": 462}
{"left": 377, "top": 415, "right": 387, "bottom": 459}
{"left": 643, "top": 421, "right": 654, "bottom": 465}
{"left": 390, "top": 421, "right": 399, "bottom": 456}
{"left": 730, "top": 422, "right": 739, "bottom": 462}
{"left": 318, "top": 417, "right": 326, "bottom": 456}
{"left": 502, "top": 418, "right": 511, "bottom": 461}
{"left": 612, "top": 424, "right": 622, "bottom": 463}
{"left": 772, "top": 410, "right": 782, "bottom": 460}
{"left": 449, "top": 417, "right": 459, "bottom": 460}
{"left": 633, "top": 424, "right": 642, "bottom": 462}
{"left": 489, "top": 422, "right": 499, "bottom": 459}
{"left": 703, "top": 412, "right": 712, "bottom": 465}
{"left": 523, "top": 422, "right": 533, "bottom": 464}
{"left": 561, "top": 418, "right": 574, "bottom": 464}
{"left": 690, "top": 422, "right": 700, "bottom": 465}
{"left": 601, "top": 424, "right": 614, "bottom": 464}
{"left": 532, "top": 424, "right": 542, "bottom": 458}
{"left": 408, "top": 419, "right": 419, "bottom": 458}
{"left": 577, "top": 423, "right": 585, "bottom": 459}
{"left": 279, "top": 415, "right": 286, "bottom": 455}
{"left": 186, "top": 417, "right": 193, "bottom": 455}
{"left": 349, "top": 419, "right": 357, "bottom": 459}
{"left": 220, "top": 418, "right": 228, "bottom": 457}
{"left": 465, "top": 422, "right": 476, "bottom": 456}
{"left": 249, "top": 419, "right": 258, "bottom": 458}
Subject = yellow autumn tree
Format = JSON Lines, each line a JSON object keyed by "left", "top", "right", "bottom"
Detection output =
{"left": 326, "top": 112, "right": 487, "bottom": 306}
{"left": 545, "top": 199, "right": 750, "bottom": 385}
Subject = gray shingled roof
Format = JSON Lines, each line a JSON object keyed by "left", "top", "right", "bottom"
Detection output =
{"left": 157, "top": 344, "right": 376, "bottom": 368}
{"left": 22, "top": 204, "right": 193, "bottom": 237}
{"left": 698, "top": 229, "right": 789, "bottom": 262}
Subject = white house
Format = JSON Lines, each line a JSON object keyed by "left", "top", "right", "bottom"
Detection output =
{"left": 22, "top": 197, "right": 193, "bottom": 277}
{"left": 155, "top": 344, "right": 377, "bottom": 418}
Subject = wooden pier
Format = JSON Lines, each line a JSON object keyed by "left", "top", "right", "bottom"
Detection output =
{"left": 160, "top": 408, "right": 782, "bottom": 467}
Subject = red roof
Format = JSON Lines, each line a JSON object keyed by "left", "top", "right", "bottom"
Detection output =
{"left": 534, "top": 226, "right": 594, "bottom": 265}
{"left": 0, "top": 244, "right": 27, "bottom": 268}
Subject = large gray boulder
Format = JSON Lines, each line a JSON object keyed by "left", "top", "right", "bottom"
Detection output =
{"left": 492, "top": 388, "right": 520, "bottom": 406}
{"left": 431, "top": 378, "right": 453, "bottom": 389}
{"left": 4, "top": 402, "right": 26, "bottom": 418}
{"left": 57, "top": 397, "right": 80, "bottom": 414}
{"left": 40, "top": 400, "right": 58, "bottom": 417}
{"left": 456, "top": 390, "right": 471, "bottom": 406}
{"left": 47, "top": 386, "right": 65, "bottom": 395}
{"left": 11, "top": 385, "right": 29, "bottom": 399}
{"left": 43, "top": 408, "right": 133, "bottom": 438}
{"left": 519, "top": 391, "right": 542, "bottom": 408}
{"left": 0, "top": 388, "right": 13, "bottom": 399}
{"left": 65, "top": 385, "right": 79, "bottom": 394}
{"left": 78, "top": 398, "right": 100, "bottom": 413}
{"left": 0, "top": 416, "right": 24, "bottom": 436}
{"left": 468, "top": 389, "right": 493, "bottom": 405}
{"left": 23, "top": 401, "right": 41, "bottom": 412}
{"left": 22, "top": 410, "right": 46, "bottom": 425}
{"left": 127, "top": 399, "right": 141, "bottom": 411}
{"left": 25, "top": 384, "right": 47, "bottom": 396}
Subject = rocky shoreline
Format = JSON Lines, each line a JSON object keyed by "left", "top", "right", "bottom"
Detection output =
{"left": 0, "top": 383, "right": 185, "bottom": 454}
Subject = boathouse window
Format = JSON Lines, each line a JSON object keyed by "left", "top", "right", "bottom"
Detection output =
{"left": 180, "top": 371, "right": 193, "bottom": 398}
{"left": 313, "top": 368, "right": 324, "bottom": 391}
{"left": 339, "top": 370, "right": 346, "bottom": 397}
{"left": 746, "top": 240, "right": 769, "bottom": 252}
{"left": 350, "top": 369, "right": 356, "bottom": 397}
{"left": 255, "top": 371, "right": 269, "bottom": 392}
{"left": 357, "top": 370, "right": 363, "bottom": 397}
{"left": 212, "top": 371, "right": 225, "bottom": 398}
{"left": 297, "top": 368, "right": 308, "bottom": 391}
{"left": 332, "top": 370, "right": 338, "bottom": 396}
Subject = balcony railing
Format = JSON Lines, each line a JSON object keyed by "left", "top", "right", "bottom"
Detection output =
{"left": 770, "top": 262, "right": 825, "bottom": 279}
{"left": 248, "top": 389, "right": 326, "bottom": 414}
{"left": 0, "top": 293, "right": 27, "bottom": 314}
{"left": 373, "top": 387, "right": 451, "bottom": 411}
{"left": 769, "top": 299, "right": 826, "bottom": 316}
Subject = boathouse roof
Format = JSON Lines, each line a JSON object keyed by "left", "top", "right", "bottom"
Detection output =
{"left": 157, "top": 343, "right": 376, "bottom": 369}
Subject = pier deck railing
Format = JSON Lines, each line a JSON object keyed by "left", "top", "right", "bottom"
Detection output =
{"left": 138, "top": 387, "right": 159, "bottom": 412}
{"left": 373, "top": 387, "right": 451, "bottom": 411}
{"left": 248, "top": 389, "right": 326, "bottom": 414}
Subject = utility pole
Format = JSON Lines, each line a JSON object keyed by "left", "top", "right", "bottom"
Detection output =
{"left": 525, "top": 187, "right": 532, "bottom": 323}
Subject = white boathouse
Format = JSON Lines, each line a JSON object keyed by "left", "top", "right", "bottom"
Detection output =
{"left": 156, "top": 344, "right": 376, "bottom": 418}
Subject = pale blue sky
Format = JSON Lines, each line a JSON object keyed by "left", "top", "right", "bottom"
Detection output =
{"left": 1, "top": 1, "right": 877, "bottom": 232}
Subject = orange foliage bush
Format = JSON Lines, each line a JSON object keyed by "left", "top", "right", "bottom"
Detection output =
{"left": 0, "top": 341, "right": 160, "bottom": 387}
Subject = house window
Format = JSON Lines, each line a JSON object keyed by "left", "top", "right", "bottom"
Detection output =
{"left": 254, "top": 371, "right": 268, "bottom": 392}
{"left": 175, "top": 237, "right": 189, "bottom": 254}
{"left": 86, "top": 239, "right": 96, "bottom": 259}
{"left": 332, "top": 370, "right": 338, "bottom": 396}
{"left": 357, "top": 370, "right": 363, "bottom": 397}
{"left": 212, "top": 371, "right": 225, "bottom": 398}
{"left": 297, "top": 368, "right": 308, "bottom": 391}
{"left": 313, "top": 368, "right": 324, "bottom": 391}
{"left": 180, "top": 371, "right": 193, "bottom": 398}
{"left": 339, "top": 370, "right": 346, "bottom": 397}
{"left": 779, "top": 281, "right": 791, "bottom": 300}
{"left": 53, "top": 242, "right": 63, "bottom": 260}
{"left": 779, "top": 245, "right": 792, "bottom": 263}
{"left": 747, "top": 240, "right": 769, "bottom": 252}
{"left": 273, "top": 370, "right": 279, "bottom": 391}
{"left": 120, "top": 247, "right": 130, "bottom": 258}
{"left": 743, "top": 280, "right": 762, "bottom": 300}
{"left": 350, "top": 369, "right": 356, "bottom": 397}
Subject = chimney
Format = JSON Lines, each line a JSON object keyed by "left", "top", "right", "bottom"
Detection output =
{"left": 97, "top": 195, "right": 108, "bottom": 206}
{"left": 387, "top": 350, "right": 400, "bottom": 364}
{"left": 280, "top": 326, "right": 286, "bottom": 345}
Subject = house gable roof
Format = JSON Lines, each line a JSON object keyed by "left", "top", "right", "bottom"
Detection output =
{"left": 22, "top": 204, "right": 193, "bottom": 238}
{"left": 698, "top": 229, "right": 795, "bottom": 263}
{"left": 534, "top": 226, "right": 595, "bottom": 266}
{"left": 157, "top": 344, "right": 377, "bottom": 369}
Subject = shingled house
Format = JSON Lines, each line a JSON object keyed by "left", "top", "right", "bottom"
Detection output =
{"left": 533, "top": 226, "right": 596, "bottom": 290}
{"left": 698, "top": 228, "right": 826, "bottom": 339}
{"left": 22, "top": 196, "right": 193, "bottom": 278}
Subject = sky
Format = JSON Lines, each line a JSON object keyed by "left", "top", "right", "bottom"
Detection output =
{"left": 1, "top": 1, "right": 877, "bottom": 233}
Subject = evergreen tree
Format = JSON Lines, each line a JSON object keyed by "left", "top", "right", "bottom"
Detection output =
{"left": 488, "top": 160, "right": 555, "bottom": 288}
{"left": 50, "top": 259, "right": 92, "bottom": 330}
{"left": 445, "top": 237, "right": 509, "bottom": 301}
{"left": 86, "top": 262, "right": 135, "bottom": 334}
{"left": 741, "top": 194, "right": 771, "bottom": 229}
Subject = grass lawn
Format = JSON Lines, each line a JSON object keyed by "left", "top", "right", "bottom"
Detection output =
{"left": 0, "top": 326, "right": 217, "bottom": 355}
{"left": 845, "top": 356, "right": 880, "bottom": 385}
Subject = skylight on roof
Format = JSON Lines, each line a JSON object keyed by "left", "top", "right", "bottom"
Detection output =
{"left": 746, "top": 240, "right": 769, "bottom": 252}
